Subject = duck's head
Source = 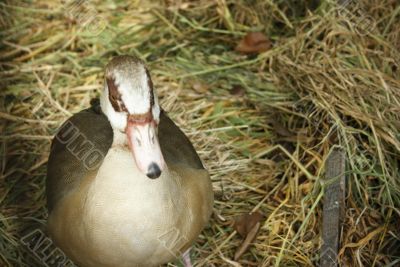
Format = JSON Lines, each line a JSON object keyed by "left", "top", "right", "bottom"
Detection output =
{"left": 100, "top": 55, "right": 164, "bottom": 179}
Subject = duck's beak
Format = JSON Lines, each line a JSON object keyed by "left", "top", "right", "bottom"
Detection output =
{"left": 126, "top": 119, "right": 165, "bottom": 179}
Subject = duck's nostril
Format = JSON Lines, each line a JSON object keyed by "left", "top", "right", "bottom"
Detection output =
{"left": 146, "top": 162, "right": 161, "bottom": 179}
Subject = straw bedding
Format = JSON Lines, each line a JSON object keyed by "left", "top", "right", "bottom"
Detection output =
{"left": 1, "top": 0, "right": 399, "bottom": 266}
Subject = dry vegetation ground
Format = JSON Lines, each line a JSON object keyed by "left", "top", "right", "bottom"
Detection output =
{"left": 1, "top": 0, "right": 400, "bottom": 266}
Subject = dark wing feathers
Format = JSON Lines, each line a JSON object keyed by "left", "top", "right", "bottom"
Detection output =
{"left": 46, "top": 100, "right": 204, "bottom": 212}
{"left": 158, "top": 111, "right": 204, "bottom": 169}
{"left": 46, "top": 106, "right": 113, "bottom": 212}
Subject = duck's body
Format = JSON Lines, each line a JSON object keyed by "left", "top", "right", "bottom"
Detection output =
{"left": 46, "top": 56, "right": 213, "bottom": 267}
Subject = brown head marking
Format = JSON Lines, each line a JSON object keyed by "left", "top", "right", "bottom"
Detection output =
{"left": 106, "top": 76, "right": 128, "bottom": 112}
{"left": 145, "top": 68, "right": 155, "bottom": 107}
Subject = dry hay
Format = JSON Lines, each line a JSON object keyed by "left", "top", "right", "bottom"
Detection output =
{"left": 1, "top": 0, "right": 400, "bottom": 266}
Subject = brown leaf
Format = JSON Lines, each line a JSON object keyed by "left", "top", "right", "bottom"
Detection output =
{"left": 234, "top": 221, "right": 261, "bottom": 261}
{"left": 230, "top": 85, "right": 246, "bottom": 97}
{"left": 233, "top": 211, "right": 264, "bottom": 261}
{"left": 235, "top": 32, "right": 271, "bottom": 54}
{"left": 234, "top": 211, "right": 263, "bottom": 238}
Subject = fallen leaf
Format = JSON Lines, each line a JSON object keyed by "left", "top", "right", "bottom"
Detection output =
{"left": 234, "top": 211, "right": 263, "bottom": 238}
{"left": 235, "top": 32, "right": 271, "bottom": 54}
{"left": 233, "top": 211, "right": 264, "bottom": 261}
{"left": 230, "top": 85, "right": 246, "bottom": 97}
{"left": 234, "top": 221, "right": 260, "bottom": 261}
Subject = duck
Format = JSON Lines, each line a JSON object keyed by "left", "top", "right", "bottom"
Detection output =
{"left": 46, "top": 55, "right": 214, "bottom": 267}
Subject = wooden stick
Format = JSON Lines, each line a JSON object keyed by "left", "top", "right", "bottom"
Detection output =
{"left": 320, "top": 147, "right": 346, "bottom": 267}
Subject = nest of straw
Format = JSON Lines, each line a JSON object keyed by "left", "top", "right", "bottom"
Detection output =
{"left": 1, "top": 0, "right": 399, "bottom": 266}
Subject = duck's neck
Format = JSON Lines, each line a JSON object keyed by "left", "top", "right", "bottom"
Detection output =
{"left": 112, "top": 129, "right": 129, "bottom": 148}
